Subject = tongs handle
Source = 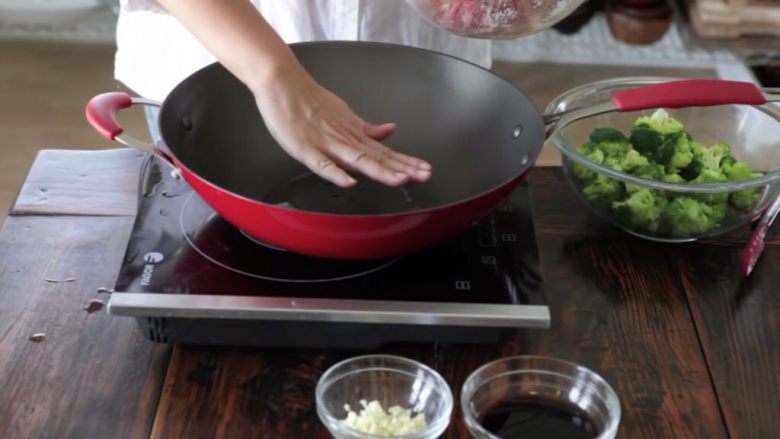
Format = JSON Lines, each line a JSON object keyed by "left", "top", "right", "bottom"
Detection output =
{"left": 742, "top": 194, "right": 780, "bottom": 277}
{"left": 611, "top": 79, "right": 769, "bottom": 112}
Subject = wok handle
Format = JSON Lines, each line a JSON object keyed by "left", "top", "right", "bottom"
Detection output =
{"left": 612, "top": 79, "right": 767, "bottom": 112}
{"left": 85, "top": 92, "right": 164, "bottom": 158}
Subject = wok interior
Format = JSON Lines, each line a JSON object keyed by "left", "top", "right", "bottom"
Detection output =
{"left": 159, "top": 42, "right": 544, "bottom": 215}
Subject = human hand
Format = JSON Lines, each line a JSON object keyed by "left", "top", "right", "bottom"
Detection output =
{"left": 253, "top": 67, "right": 432, "bottom": 188}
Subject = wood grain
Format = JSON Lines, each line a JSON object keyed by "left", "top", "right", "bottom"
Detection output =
{"left": 0, "top": 215, "right": 170, "bottom": 439}
{"left": 148, "top": 169, "right": 728, "bottom": 439}
{"left": 151, "top": 344, "right": 436, "bottom": 438}
{"left": 526, "top": 169, "right": 780, "bottom": 246}
{"left": 677, "top": 244, "right": 780, "bottom": 439}
{"left": 12, "top": 148, "right": 145, "bottom": 216}
{"left": 2, "top": 149, "right": 779, "bottom": 438}
{"left": 438, "top": 233, "right": 728, "bottom": 438}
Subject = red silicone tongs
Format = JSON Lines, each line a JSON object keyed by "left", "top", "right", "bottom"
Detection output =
{"left": 742, "top": 195, "right": 780, "bottom": 277}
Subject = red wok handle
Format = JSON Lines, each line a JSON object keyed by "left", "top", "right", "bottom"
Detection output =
{"left": 612, "top": 79, "right": 767, "bottom": 112}
{"left": 85, "top": 92, "right": 170, "bottom": 162}
{"left": 86, "top": 92, "right": 133, "bottom": 140}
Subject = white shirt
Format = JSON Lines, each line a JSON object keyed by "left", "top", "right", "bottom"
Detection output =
{"left": 115, "top": 1, "right": 492, "bottom": 101}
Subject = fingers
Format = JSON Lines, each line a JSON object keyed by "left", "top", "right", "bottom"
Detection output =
{"left": 325, "top": 139, "right": 432, "bottom": 186}
{"left": 364, "top": 122, "right": 396, "bottom": 141}
{"left": 296, "top": 148, "right": 358, "bottom": 188}
{"left": 362, "top": 121, "right": 433, "bottom": 172}
{"left": 387, "top": 149, "right": 433, "bottom": 172}
{"left": 366, "top": 142, "right": 432, "bottom": 183}
{"left": 335, "top": 148, "right": 412, "bottom": 187}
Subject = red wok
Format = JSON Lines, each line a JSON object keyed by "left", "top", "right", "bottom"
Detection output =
{"left": 86, "top": 41, "right": 766, "bottom": 260}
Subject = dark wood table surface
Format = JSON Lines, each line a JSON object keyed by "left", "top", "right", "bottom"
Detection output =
{"left": 0, "top": 149, "right": 777, "bottom": 439}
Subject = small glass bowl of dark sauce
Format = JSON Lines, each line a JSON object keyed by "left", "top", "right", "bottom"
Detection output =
{"left": 461, "top": 356, "right": 620, "bottom": 439}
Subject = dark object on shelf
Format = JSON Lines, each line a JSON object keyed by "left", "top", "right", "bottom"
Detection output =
{"left": 751, "top": 64, "right": 780, "bottom": 87}
{"left": 553, "top": 0, "right": 600, "bottom": 35}
{"left": 618, "top": 0, "right": 664, "bottom": 8}
{"left": 606, "top": 0, "right": 673, "bottom": 45}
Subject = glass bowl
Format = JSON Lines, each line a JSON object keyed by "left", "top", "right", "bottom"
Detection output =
{"left": 546, "top": 77, "right": 780, "bottom": 242}
{"left": 461, "top": 356, "right": 621, "bottom": 439}
{"left": 315, "top": 355, "right": 453, "bottom": 438}
{"left": 405, "top": 0, "right": 587, "bottom": 39}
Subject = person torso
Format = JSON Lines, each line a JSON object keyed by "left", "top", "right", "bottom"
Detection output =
{"left": 115, "top": 0, "right": 492, "bottom": 101}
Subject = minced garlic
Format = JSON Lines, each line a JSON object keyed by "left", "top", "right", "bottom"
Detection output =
{"left": 341, "top": 399, "right": 427, "bottom": 436}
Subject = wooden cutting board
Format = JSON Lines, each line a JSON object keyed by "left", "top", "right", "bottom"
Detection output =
{"left": 11, "top": 148, "right": 144, "bottom": 217}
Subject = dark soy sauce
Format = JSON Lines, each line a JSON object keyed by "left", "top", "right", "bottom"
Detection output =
{"left": 478, "top": 397, "right": 601, "bottom": 439}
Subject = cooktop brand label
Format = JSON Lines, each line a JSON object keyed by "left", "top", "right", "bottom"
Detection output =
{"left": 144, "top": 252, "right": 164, "bottom": 264}
{"left": 141, "top": 252, "right": 164, "bottom": 286}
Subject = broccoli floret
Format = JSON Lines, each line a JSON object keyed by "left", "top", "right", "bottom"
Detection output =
{"left": 724, "top": 161, "right": 763, "bottom": 210}
{"left": 588, "top": 127, "right": 630, "bottom": 156}
{"left": 663, "top": 173, "right": 685, "bottom": 183}
{"left": 572, "top": 144, "right": 605, "bottom": 184}
{"left": 630, "top": 110, "right": 688, "bottom": 167}
{"left": 577, "top": 141, "right": 597, "bottom": 154}
{"left": 690, "top": 141, "right": 705, "bottom": 156}
{"left": 629, "top": 125, "right": 684, "bottom": 165}
{"left": 691, "top": 168, "right": 729, "bottom": 205}
{"left": 701, "top": 142, "right": 731, "bottom": 170}
{"left": 583, "top": 129, "right": 630, "bottom": 158}
{"left": 572, "top": 163, "right": 597, "bottom": 184}
{"left": 724, "top": 161, "right": 756, "bottom": 181}
{"left": 666, "top": 132, "right": 694, "bottom": 173}
{"left": 577, "top": 143, "right": 605, "bottom": 163}
{"left": 622, "top": 149, "right": 650, "bottom": 172}
{"left": 611, "top": 188, "right": 667, "bottom": 232}
{"left": 589, "top": 127, "right": 629, "bottom": 144}
{"left": 574, "top": 136, "right": 631, "bottom": 184}
{"left": 711, "top": 203, "right": 728, "bottom": 224}
{"left": 625, "top": 183, "right": 643, "bottom": 194}
{"left": 661, "top": 197, "right": 724, "bottom": 236}
{"left": 634, "top": 109, "right": 685, "bottom": 136}
{"left": 730, "top": 190, "right": 760, "bottom": 210}
{"left": 629, "top": 125, "right": 663, "bottom": 158}
{"left": 693, "top": 168, "right": 727, "bottom": 183}
{"left": 654, "top": 137, "right": 677, "bottom": 166}
{"left": 582, "top": 174, "right": 624, "bottom": 207}
{"left": 603, "top": 149, "right": 649, "bottom": 173}
{"left": 603, "top": 154, "right": 624, "bottom": 171}
{"left": 680, "top": 160, "right": 704, "bottom": 181}
{"left": 720, "top": 156, "right": 737, "bottom": 173}
{"left": 598, "top": 141, "right": 630, "bottom": 158}
{"left": 633, "top": 163, "right": 666, "bottom": 181}
{"left": 680, "top": 141, "right": 706, "bottom": 181}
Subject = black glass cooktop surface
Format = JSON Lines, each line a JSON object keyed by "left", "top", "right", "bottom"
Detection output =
{"left": 109, "top": 155, "right": 549, "bottom": 348}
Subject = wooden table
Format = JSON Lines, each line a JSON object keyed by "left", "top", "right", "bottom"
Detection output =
{"left": 1, "top": 149, "right": 777, "bottom": 439}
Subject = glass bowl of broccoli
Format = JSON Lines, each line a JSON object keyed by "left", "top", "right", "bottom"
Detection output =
{"left": 546, "top": 77, "right": 780, "bottom": 242}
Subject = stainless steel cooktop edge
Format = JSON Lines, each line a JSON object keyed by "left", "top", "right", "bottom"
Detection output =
{"left": 108, "top": 292, "right": 551, "bottom": 328}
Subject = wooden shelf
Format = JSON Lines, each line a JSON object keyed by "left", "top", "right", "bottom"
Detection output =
{"left": 676, "top": 0, "right": 780, "bottom": 56}
{"left": 682, "top": 0, "right": 780, "bottom": 40}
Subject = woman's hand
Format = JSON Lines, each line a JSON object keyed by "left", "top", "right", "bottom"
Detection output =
{"left": 156, "top": 0, "right": 432, "bottom": 189}
{"left": 254, "top": 67, "right": 432, "bottom": 188}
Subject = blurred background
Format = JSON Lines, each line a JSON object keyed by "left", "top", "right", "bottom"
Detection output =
{"left": 1, "top": 0, "right": 779, "bottom": 224}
